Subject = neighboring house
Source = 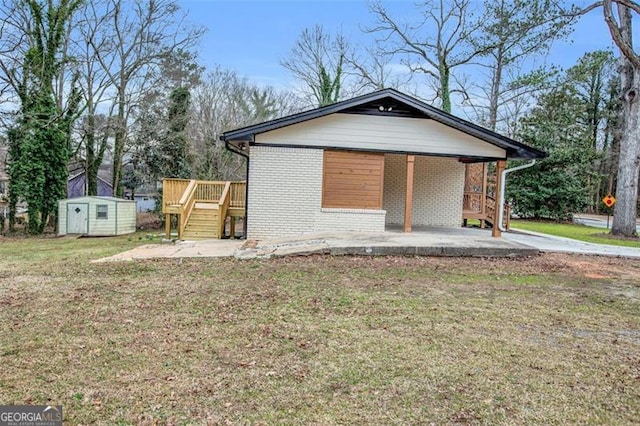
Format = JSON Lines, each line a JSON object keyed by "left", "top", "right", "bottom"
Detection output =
{"left": 133, "top": 193, "right": 157, "bottom": 213}
{"left": 67, "top": 168, "right": 113, "bottom": 198}
{"left": 221, "top": 88, "right": 544, "bottom": 240}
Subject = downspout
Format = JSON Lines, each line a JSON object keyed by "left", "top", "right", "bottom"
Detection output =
{"left": 223, "top": 138, "right": 250, "bottom": 239}
{"left": 498, "top": 160, "right": 536, "bottom": 232}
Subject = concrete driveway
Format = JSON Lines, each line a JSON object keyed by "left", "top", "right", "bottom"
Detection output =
{"left": 504, "top": 228, "right": 640, "bottom": 258}
{"left": 573, "top": 213, "right": 640, "bottom": 232}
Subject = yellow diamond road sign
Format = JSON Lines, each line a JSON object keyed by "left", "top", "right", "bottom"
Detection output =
{"left": 603, "top": 195, "right": 616, "bottom": 208}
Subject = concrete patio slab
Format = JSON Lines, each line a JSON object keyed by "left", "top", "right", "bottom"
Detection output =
{"left": 95, "top": 225, "right": 640, "bottom": 262}
{"left": 235, "top": 227, "right": 539, "bottom": 259}
{"left": 94, "top": 239, "right": 243, "bottom": 262}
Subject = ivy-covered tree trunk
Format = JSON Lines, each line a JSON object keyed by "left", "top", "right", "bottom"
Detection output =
{"left": 160, "top": 86, "right": 192, "bottom": 178}
{"left": 5, "top": 0, "right": 81, "bottom": 234}
{"left": 112, "top": 87, "right": 127, "bottom": 198}
{"left": 440, "top": 64, "right": 452, "bottom": 114}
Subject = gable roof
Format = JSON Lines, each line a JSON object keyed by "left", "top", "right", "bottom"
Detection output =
{"left": 221, "top": 88, "right": 545, "bottom": 160}
{"left": 68, "top": 170, "right": 113, "bottom": 187}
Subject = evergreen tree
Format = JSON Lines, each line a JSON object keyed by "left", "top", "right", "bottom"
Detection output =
{"left": 160, "top": 87, "right": 192, "bottom": 179}
{"left": 508, "top": 80, "right": 597, "bottom": 220}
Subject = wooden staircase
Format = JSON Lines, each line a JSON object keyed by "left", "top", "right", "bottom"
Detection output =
{"left": 183, "top": 203, "right": 220, "bottom": 239}
{"left": 462, "top": 162, "right": 510, "bottom": 230}
{"left": 162, "top": 179, "right": 246, "bottom": 240}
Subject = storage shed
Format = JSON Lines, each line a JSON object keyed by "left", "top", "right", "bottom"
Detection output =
{"left": 58, "top": 196, "right": 136, "bottom": 236}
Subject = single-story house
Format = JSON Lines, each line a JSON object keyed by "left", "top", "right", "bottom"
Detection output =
{"left": 58, "top": 196, "right": 136, "bottom": 236}
{"left": 221, "top": 89, "right": 544, "bottom": 240}
{"left": 68, "top": 169, "right": 113, "bottom": 198}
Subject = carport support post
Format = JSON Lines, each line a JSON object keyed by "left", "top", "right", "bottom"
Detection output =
{"left": 492, "top": 160, "right": 506, "bottom": 238}
{"left": 404, "top": 155, "right": 415, "bottom": 233}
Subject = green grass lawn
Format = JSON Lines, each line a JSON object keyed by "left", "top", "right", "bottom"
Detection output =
{"left": 510, "top": 219, "right": 640, "bottom": 248}
{"left": 0, "top": 236, "right": 639, "bottom": 424}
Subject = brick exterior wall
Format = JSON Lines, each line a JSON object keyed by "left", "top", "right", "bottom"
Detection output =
{"left": 412, "top": 156, "right": 465, "bottom": 227}
{"left": 248, "top": 146, "right": 323, "bottom": 239}
{"left": 316, "top": 208, "right": 386, "bottom": 232}
{"left": 383, "top": 154, "right": 407, "bottom": 225}
{"left": 384, "top": 154, "right": 465, "bottom": 228}
{"left": 247, "top": 146, "right": 386, "bottom": 239}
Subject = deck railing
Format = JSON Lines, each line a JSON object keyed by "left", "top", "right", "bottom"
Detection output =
{"left": 195, "top": 181, "right": 226, "bottom": 202}
{"left": 230, "top": 182, "right": 246, "bottom": 208}
{"left": 463, "top": 191, "right": 484, "bottom": 215}
{"left": 464, "top": 192, "right": 511, "bottom": 230}
{"left": 178, "top": 180, "right": 198, "bottom": 239}
{"left": 162, "top": 178, "right": 191, "bottom": 212}
{"left": 162, "top": 178, "right": 246, "bottom": 239}
{"left": 218, "top": 182, "right": 231, "bottom": 238}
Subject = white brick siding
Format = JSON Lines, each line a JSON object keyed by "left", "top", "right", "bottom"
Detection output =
{"left": 412, "top": 156, "right": 464, "bottom": 227}
{"left": 247, "top": 146, "right": 323, "bottom": 239}
{"left": 384, "top": 154, "right": 464, "bottom": 228}
{"left": 383, "top": 154, "right": 407, "bottom": 225}
{"left": 247, "top": 147, "right": 464, "bottom": 239}
{"left": 316, "top": 208, "right": 386, "bottom": 232}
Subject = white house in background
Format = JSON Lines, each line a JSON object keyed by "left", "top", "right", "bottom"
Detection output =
{"left": 221, "top": 89, "right": 544, "bottom": 240}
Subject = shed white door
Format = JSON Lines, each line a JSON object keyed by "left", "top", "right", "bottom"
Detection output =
{"left": 67, "top": 203, "right": 88, "bottom": 234}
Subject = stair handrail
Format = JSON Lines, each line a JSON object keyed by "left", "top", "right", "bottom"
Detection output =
{"left": 178, "top": 180, "right": 198, "bottom": 239}
{"left": 485, "top": 193, "right": 510, "bottom": 229}
{"left": 217, "top": 181, "right": 231, "bottom": 238}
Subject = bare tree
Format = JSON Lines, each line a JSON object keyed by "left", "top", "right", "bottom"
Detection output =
{"left": 472, "top": 0, "right": 571, "bottom": 131}
{"left": 190, "top": 67, "right": 300, "bottom": 180}
{"left": 88, "top": 0, "right": 203, "bottom": 197}
{"left": 0, "top": 2, "right": 32, "bottom": 127}
{"left": 281, "top": 25, "right": 348, "bottom": 108}
{"left": 344, "top": 43, "right": 415, "bottom": 94}
{"left": 68, "top": 1, "right": 121, "bottom": 196}
{"left": 367, "top": 0, "right": 488, "bottom": 113}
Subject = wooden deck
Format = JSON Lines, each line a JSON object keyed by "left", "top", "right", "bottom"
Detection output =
{"left": 162, "top": 179, "right": 246, "bottom": 240}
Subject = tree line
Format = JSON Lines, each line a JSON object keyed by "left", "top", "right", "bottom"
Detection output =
{"left": 0, "top": 0, "right": 638, "bottom": 237}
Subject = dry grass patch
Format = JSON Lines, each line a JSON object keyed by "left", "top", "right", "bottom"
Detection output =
{"left": 0, "top": 240, "right": 639, "bottom": 424}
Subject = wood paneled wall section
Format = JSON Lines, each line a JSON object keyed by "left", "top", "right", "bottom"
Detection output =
{"left": 322, "top": 150, "right": 384, "bottom": 209}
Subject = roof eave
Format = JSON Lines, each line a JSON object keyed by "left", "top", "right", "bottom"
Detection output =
{"left": 220, "top": 88, "right": 546, "bottom": 160}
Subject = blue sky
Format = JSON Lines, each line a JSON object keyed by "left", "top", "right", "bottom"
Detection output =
{"left": 177, "top": 0, "right": 623, "bottom": 89}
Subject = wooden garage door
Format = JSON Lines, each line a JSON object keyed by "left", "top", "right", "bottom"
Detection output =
{"left": 322, "top": 150, "right": 384, "bottom": 209}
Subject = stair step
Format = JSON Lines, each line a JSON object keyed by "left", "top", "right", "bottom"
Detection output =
{"left": 190, "top": 210, "right": 218, "bottom": 217}
{"left": 184, "top": 226, "right": 218, "bottom": 232}
{"left": 183, "top": 233, "right": 218, "bottom": 240}
{"left": 187, "top": 217, "right": 218, "bottom": 224}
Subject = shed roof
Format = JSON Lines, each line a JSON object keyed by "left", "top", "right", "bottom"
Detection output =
{"left": 221, "top": 88, "right": 545, "bottom": 160}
